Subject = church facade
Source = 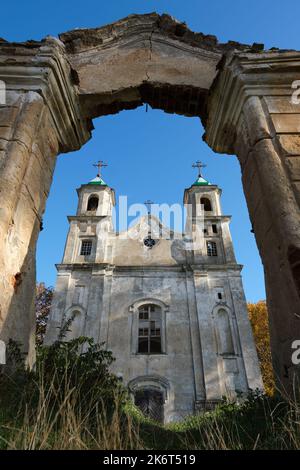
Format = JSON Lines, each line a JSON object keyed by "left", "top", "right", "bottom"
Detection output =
{"left": 45, "top": 163, "right": 263, "bottom": 423}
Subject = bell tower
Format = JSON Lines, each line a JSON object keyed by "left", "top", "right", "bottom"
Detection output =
{"left": 61, "top": 161, "right": 115, "bottom": 265}
{"left": 76, "top": 161, "right": 115, "bottom": 218}
{"left": 184, "top": 161, "right": 236, "bottom": 264}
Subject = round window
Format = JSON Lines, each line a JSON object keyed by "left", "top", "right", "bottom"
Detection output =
{"left": 144, "top": 237, "right": 156, "bottom": 248}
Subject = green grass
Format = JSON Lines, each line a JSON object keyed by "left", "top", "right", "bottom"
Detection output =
{"left": 1, "top": 383, "right": 300, "bottom": 450}
{"left": 0, "top": 338, "right": 299, "bottom": 450}
{"left": 134, "top": 392, "right": 300, "bottom": 450}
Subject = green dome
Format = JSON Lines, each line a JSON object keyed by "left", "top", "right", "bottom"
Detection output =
{"left": 88, "top": 176, "right": 107, "bottom": 186}
{"left": 192, "top": 176, "right": 211, "bottom": 186}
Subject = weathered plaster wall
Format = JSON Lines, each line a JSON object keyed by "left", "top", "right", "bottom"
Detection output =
{"left": 0, "top": 38, "right": 90, "bottom": 364}
{"left": 46, "top": 264, "right": 256, "bottom": 421}
{"left": 45, "top": 179, "right": 262, "bottom": 421}
{"left": 205, "top": 51, "right": 300, "bottom": 392}
{"left": 0, "top": 12, "right": 298, "bottom": 394}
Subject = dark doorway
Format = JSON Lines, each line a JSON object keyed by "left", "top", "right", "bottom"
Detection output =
{"left": 134, "top": 389, "right": 164, "bottom": 422}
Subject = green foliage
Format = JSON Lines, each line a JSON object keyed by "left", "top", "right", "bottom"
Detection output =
{"left": 0, "top": 319, "right": 299, "bottom": 449}
{"left": 35, "top": 283, "right": 53, "bottom": 346}
{"left": 0, "top": 339, "right": 36, "bottom": 416}
{"left": 0, "top": 325, "right": 127, "bottom": 433}
{"left": 135, "top": 390, "right": 300, "bottom": 450}
{"left": 38, "top": 336, "right": 125, "bottom": 421}
{"left": 247, "top": 300, "right": 275, "bottom": 395}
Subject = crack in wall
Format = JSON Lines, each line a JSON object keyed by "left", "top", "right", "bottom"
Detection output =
{"left": 145, "top": 24, "right": 156, "bottom": 83}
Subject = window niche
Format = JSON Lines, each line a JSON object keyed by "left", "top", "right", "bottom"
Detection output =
{"left": 63, "top": 307, "right": 86, "bottom": 341}
{"left": 215, "top": 308, "right": 235, "bottom": 356}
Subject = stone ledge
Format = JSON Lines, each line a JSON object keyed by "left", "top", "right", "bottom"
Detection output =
{"left": 195, "top": 399, "right": 222, "bottom": 412}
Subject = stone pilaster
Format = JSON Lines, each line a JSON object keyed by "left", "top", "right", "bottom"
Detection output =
{"left": 205, "top": 51, "right": 300, "bottom": 393}
{"left": 228, "top": 274, "right": 263, "bottom": 391}
{"left": 193, "top": 271, "right": 222, "bottom": 400}
{"left": 184, "top": 270, "right": 206, "bottom": 402}
{"left": 221, "top": 219, "right": 236, "bottom": 264}
{"left": 44, "top": 271, "right": 70, "bottom": 344}
{"left": 98, "top": 266, "right": 114, "bottom": 347}
{"left": 0, "top": 38, "right": 90, "bottom": 365}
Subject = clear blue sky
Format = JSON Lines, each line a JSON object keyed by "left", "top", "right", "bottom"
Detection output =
{"left": 3, "top": 0, "right": 300, "bottom": 302}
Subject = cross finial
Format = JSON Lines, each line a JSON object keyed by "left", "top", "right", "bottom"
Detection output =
{"left": 192, "top": 160, "right": 207, "bottom": 178}
{"left": 144, "top": 199, "right": 154, "bottom": 214}
{"left": 93, "top": 160, "right": 107, "bottom": 178}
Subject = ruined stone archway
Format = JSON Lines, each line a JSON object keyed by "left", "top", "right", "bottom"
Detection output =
{"left": 0, "top": 13, "right": 299, "bottom": 393}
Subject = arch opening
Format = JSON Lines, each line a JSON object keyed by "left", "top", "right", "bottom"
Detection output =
{"left": 87, "top": 195, "right": 99, "bottom": 212}
{"left": 1, "top": 12, "right": 272, "bottom": 389}
{"left": 201, "top": 197, "right": 212, "bottom": 212}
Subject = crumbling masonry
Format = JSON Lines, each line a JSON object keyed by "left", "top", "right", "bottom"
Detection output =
{"left": 0, "top": 13, "right": 299, "bottom": 393}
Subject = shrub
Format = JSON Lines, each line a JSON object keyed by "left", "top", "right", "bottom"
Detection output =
{"left": 248, "top": 300, "right": 275, "bottom": 395}
{"left": 0, "top": 327, "right": 133, "bottom": 449}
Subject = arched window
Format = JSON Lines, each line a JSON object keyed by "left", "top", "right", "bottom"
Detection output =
{"left": 138, "top": 304, "right": 162, "bottom": 354}
{"left": 201, "top": 197, "right": 212, "bottom": 211}
{"left": 216, "top": 309, "right": 234, "bottom": 355}
{"left": 87, "top": 195, "right": 99, "bottom": 212}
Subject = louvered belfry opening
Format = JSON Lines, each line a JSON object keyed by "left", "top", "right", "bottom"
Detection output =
{"left": 134, "top": 389, "right": 164, "bottom": 423}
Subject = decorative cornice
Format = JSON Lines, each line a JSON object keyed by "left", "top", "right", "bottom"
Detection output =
{"left": 205, "top": 50, "right": 300, "bottom": 154}
{"left": 68, "top": 215, "right": 106, "bottom": 222}
{"left": 58, "top": 13, "right": 252, "bottom": 56}
{"left": 0, "top": 37, "right": 91, "bottom": 152}
{"left": 56, "top": 262, "right": 243, "bottom": 273}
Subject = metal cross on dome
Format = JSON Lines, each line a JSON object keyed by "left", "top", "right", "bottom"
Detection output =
{"left": 144, "top": 199, "right": 154, "bottom": 214}
{"left": 143, "top": 199, "right": 156, "bottom": 248}
{"left": 192, "top": 160, "right": 207, "bottom": 178}
{"left": 93, "top": 160, "right": 107, "bottom": 178}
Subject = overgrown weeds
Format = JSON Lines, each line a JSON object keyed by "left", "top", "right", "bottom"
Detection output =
{"left": 0, "top": 335, "right": 299, "bottom": 450}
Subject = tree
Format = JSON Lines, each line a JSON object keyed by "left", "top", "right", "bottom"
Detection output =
{"left": 35, "top": 283, "right": 53, "bottom": 345}
{"left": 247, "top": 300, "right": 275, "bottom": 396}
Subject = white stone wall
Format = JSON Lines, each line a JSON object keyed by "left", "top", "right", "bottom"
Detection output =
{"left": 45, "top": 181, "right": 263, "bottom": 422}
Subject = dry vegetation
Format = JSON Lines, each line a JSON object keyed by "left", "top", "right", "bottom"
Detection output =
{"left": 0, "top": 297, "right": 298, "bottom": 450}
{"left": 248, "top": 300, "right": 275, "bottom": 396}
{"left": 0, "top": 337, "right": 300, "bottom": 450}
